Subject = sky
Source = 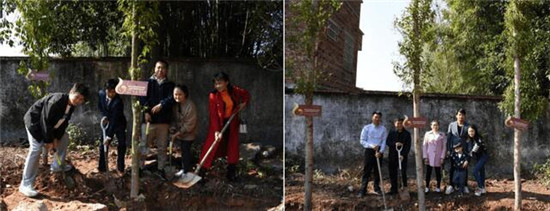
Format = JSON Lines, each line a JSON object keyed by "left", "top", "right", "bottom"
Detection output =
{"left": 356, "top": 0, "right": 411, "bottom": 92}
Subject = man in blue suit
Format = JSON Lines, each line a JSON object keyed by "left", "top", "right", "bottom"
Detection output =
{"left": 445, "top": 108, "right": 469, "bottom": 194}
{"left": 98, "top": 79, "right": 127, "bottom": 173}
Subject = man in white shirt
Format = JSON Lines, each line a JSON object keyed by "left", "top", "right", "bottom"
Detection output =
{"left": 358, "top": 111, "right": 388, "bottom": 197}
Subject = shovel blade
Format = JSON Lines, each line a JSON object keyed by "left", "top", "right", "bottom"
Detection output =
{"left": 173, "top": 172, "right": 201, "bottom": 189}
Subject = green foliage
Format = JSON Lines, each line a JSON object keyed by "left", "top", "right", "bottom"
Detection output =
{"left": 393, "top": 0, "right": 435, "bottom": 90}
{"left": 66, "top": 123, "right": 88, "bottom": 151}
{"left": 286, "top": 0, "right": 341, "bottom": 96}
{"left": 498, "top": 0, "right": 549, "bottom": 121}
{"left": 423, "top": 0, "right": 508, "bottom": 95}
{"left": 118, "top": 0, "right": 159, "bottom": 80}
{"left": 533, "top": 157, "right": 550, "bottom": 188}
{"left": 417, "top": 0, "right": 549, "bottom": 121}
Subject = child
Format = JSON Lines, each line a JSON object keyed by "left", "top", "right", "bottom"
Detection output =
{"left": 98, "top": 79, "right": 127, "bottom": 174}
{"left": 423, "top": 120, "right": 446, "bottom": 193}
{"left": 451, "top": 143, "right": 469, "bottom": 194}
{"left": 169, "top": 84, "right": 198, "bottom": 177}
{"left": 20, "top": 83, "right": 90, "bottom": 197}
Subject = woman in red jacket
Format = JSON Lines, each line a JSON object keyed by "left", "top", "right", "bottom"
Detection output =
{"left": 199, "top": 72, "right": 250, "bottom": 181}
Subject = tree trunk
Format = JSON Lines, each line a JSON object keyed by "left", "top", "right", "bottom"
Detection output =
{"left": 304, "top": 94, "right": 313, "bottom": 211}
{"left": 413, "top": 84, "right": 425, "bottom": 211}
{"left": 130, "top": 2, "right": 141, "bottom": 199}
{"left": 513, "top": 56, "right": 522, "bottom": 210}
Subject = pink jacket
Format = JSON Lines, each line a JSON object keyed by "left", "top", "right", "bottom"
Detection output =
{"left": 423, "top": 131, "right": 447, "bottom": 167}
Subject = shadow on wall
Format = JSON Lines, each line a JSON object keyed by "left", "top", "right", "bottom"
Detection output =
{"left": 0, "top": 57, "right": 283, "bottom": 147}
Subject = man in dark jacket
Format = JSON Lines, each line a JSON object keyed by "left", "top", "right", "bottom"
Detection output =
{"left": 19, "top": 83, "right": 89, "bottom": 197}
{"left": 386, "top": 117, "right": 411, "bottom": 195}
{"left": 139, "top": 60, "right": 175, "bottom": 175}
{"left": 98, "top": 79, "right": 127, "bottom": 173}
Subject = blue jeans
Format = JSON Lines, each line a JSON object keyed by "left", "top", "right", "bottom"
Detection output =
{"left": 473, "top": 153, "right": 488, "bottom": 189}
{"left": 453, "top": 169, "right": 467, "bottom": 192}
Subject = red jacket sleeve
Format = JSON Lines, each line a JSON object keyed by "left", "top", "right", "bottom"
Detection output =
{"left": 232, "top": 86, "right": 250, "bottom": 106}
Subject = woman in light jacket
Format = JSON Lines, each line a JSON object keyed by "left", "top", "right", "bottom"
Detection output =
{"left": 423, "top": 120, "right": 447, "bottom": 193}
{"left": 170, "top": 84, "right": 198, "bottom": 176}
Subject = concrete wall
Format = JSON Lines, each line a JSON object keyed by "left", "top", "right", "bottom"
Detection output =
{"left": 285, "top": 91, "right": 550, "bottom": 176}
{"left": 0, "top": 57, "right": 283, "bottom": 147}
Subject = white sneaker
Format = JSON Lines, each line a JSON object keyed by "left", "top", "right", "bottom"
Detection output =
{"left": 19, "top": 185, "right": 38, "bottom": 197}
{"left": 435, "top": 188, "right": 441, "bottom": 193}
{"left": 175, "top": 169, "right": 185, "bottom": 177}
{"left": 475, "top": 188, "right": 486, "bottom": 196}
{"left": 464, "top": 187, "right": 469, "bottom": 194}
{"left": 425, "top": 187, "right": 429, "bottom": 193}
{"left": 51, "top": 164, "right": 73, "bottom": 173}
{"left": 445, "top": 186, "right": 454, "bottom": 195}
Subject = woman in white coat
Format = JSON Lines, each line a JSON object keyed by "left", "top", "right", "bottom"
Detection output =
{"left": 423, "top": 120, "right": 447, "bottom": 193}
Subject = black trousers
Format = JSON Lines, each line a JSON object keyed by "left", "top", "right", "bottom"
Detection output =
{"left": 180, "top": 140, "right": 194, "bottom": 173}
{"left": 99, "top": 129, "right": 126, "bottom": 172}
{"left": 426, "top": 165, "right": 442, "bottom": 188}
{"left": 361, "top": 148, "right": 381, "bottom": 192}
{"left": 388, "top": 155, "right": 407, "bottom": 192}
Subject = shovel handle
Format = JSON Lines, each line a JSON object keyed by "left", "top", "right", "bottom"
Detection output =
{"left": 100, "top": 117, "right": 109, "bottom": 171}
{"left": 194, "top": 112, "right": 239, "bottom": 174}
{"left": 396, "top": 145, "right": 403, "bottom": 170}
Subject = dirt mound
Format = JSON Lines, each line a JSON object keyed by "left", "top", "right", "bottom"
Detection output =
{"left": 285, "top": 172, "right": 550, "bottom": 210}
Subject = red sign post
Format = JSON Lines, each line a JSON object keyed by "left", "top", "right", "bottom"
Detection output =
{"left": 115, "top": 78, "right": 148, "bottom": 96}
{"left": 27, "top": 70, "right": 49, "bottom": 81}
{"left": 403, "top": 115, "right": 427, "bottom": 128}
{"left": 505, "top": 117, "right": 529, "bottom": 131}
{"left": 293, "top": 105, "right": 322, "bottom": 117}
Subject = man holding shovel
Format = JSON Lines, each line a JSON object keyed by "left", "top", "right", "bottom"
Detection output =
{"left": 19, "top": 83, "right": 89, "bottom": 197}
{"left": 139, "top": 59, "right": 175, "bottom": 179}
{"left": 98, "top": 79, "right": 127, "bottom": 174}
{"left": 358, "top": 111, "right": 388, "bottom": 197}
{"left": 386, "top": 117, "right": 411, "bottom": 196}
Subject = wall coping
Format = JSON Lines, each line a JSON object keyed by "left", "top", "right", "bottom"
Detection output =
{"left": 285, "top": 88, "right": 503, "bottom": 101}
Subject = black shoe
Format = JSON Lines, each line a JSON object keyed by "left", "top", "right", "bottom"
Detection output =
{"left": 226, "top": 164, "right": 237, "bottom": 182}
{"left": 155, "top": 170, "right": 167, "bottom": 181}
{"left": 357, "top": 190, "right": 366, "bottom": 198}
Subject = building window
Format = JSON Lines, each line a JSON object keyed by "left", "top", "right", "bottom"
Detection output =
{"left": 344, "top": 30, "right": 355, "bottom": 71}
{"left": 326, "top": 19, "right": 339, "bottom": 41}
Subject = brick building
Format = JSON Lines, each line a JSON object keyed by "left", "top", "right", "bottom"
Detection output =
{"left": 286, "top": 1, "right": 364, "bottom": 93}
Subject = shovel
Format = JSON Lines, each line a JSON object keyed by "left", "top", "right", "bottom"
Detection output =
{"left": 374, "top": 146, "right": 388, "bottom": 210}
{"left": 52, "top": 149, "right": 75, "bottom": 189}
{"left": 175, "top": 112, "right": 238, "bottom": 188}
{"left": 397, "top": 144, "right": 410, "bottom": 201}
{"left": 101, "top": 117, "right": 116, "bottom": 192}
{"left": 101, "top": 117, "right": 110, "bottom": 174}
{"left": 165, "top": 139, "right": 177, "bottom": 180}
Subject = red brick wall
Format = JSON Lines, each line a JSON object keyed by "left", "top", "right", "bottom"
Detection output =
{"left": 286, "top": 1, "right": 363, "bottom": 93}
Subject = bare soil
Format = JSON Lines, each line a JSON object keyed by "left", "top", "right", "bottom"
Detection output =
{"left": 0, "top": 146, "right": 282, "bottom": 210}
{"left": 285, "top": 171, "right": 550, "bottom": 211}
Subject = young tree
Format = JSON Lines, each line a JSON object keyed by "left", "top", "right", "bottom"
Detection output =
{"left": 394, "top": 0, "right": 435, "bottom": 210}
{"left": 502, "top": 1, "right": 548, "bottom": 209}
{"left": 117, "top": 0, "right": 159, "bottom": 198}
{"left": 285, "top": 0, "right": 340, "bottom": 209}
